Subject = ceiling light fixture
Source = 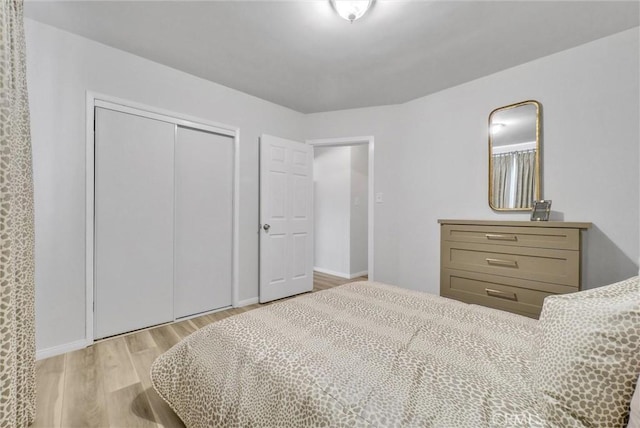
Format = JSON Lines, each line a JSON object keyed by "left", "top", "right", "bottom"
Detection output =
{"left": 490, "top": 123, "right": 506, "bottom": 134}
{"left": 330, "top": 0, "right": 373, "bottom": 23}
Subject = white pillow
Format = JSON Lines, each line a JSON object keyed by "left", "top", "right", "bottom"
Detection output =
{"left": 629, "top": 375, "right": 640, "bottom": 428}
{"left": 534, "top": 277, "right": 640, "bottom": 427}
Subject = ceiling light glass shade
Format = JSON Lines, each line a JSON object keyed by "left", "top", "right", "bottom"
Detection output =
{"left": 490, "top": 123, "right": 506, "bottom": 134}
{"left": 331, "top": 0, "right": 372, "bottom": 22}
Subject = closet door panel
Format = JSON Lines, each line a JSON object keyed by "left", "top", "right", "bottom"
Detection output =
{"left": 95, "top": 108, "right": 175, "bottom": 339}
{"left": 174, "top": 127, "right": 233, "bottom": 318}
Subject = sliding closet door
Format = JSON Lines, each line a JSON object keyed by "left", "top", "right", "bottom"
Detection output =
{"left": 94, "top": 108, "right": 175, "bottom": 339}
{"left": 174, "top": 127, "right": 233, "bottom": 318}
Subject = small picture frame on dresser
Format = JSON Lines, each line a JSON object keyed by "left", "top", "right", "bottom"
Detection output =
{"left": 531, "top": 200, "right": 552, "bottom": 221}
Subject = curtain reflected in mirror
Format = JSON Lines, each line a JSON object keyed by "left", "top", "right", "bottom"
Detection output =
{"left": 489, "top": 101, "right": 541, "bottom": 211}
{"left": 491, "top": 150, "right": 535, "bottom": 208}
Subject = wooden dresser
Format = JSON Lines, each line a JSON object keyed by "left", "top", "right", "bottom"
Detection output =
{"left": 439, "top": 220, "right": 591, "bottom": 318}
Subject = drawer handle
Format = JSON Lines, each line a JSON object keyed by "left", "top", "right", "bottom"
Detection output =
{"left": 485, "top": 258, "right": 518, "bottom": 268}
{"left": 485, "top": 288, "right": 518, "bottom": 301}
{"left": 485, "top": 234, "right": 517, "bottom": 241}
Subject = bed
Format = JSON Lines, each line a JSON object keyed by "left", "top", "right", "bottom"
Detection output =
{"left": 151, "top": 278, "right": 640, "bottom": 427}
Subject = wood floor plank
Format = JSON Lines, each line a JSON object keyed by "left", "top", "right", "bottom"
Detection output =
{"left": 98, "top": 337, "right": 140, "bottom": 393}
{"left": 33, "top": 354, "right": 65, "bottom": 427}
{"left": 105, "top": 382, "right": 157, "bottom": 428}
{"left": 125, "top": 330, "right": 156, "bottom": 354}
{"left": 59, "top": 346, "right": 109, "bottom": 428}
{"left": 170, "top": 319, "right": 198, "bottom": 339}
{"left": 129, "top": 347, "right": 158, "bottom": 390}
{"left": 148, "top": 324, "right": 182, "bottom": 353}
{"left": 189, "top": 314, "right": 214, "bottom": 329}
{"left": 35, "top": 272, "right": 358, "bottom": 428}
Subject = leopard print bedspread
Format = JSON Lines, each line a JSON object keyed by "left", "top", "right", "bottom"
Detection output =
{"left": 151, "top": 281, "right": 542, "bottom": 427}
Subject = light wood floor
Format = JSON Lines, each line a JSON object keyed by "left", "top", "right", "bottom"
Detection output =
{"left": 34, "top": 272, "right": 367, "bottom": 428}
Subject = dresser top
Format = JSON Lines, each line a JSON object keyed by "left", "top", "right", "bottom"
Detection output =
{"left": 438, "top": 219, "right": 592, "bottom": 229}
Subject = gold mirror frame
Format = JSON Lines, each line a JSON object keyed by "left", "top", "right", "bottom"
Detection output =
{"left": 488, "top": 100, "right": 541, "bottom": 211}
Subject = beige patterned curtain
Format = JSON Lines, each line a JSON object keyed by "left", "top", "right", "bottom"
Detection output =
{"left": 492, "top": 150, "right": 536, "bottom": 209}
{"left": 0, "top": 1, "right": 36, "bottom": 427}
{"left": 515, "top": 150, "right": 536, "bottom": 208}
{"left": 491, "top": 153, "right": 512, "bottom": 208}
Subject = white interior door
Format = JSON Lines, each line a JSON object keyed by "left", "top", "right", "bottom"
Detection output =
{"left": 259, "top": 134, "right": 313, "bottom": 303}
{"left": 94, "top": 108, "right": 174, "bottom": 339}
{"left": 174, "top": 126, "right": 233, "bottom": 318}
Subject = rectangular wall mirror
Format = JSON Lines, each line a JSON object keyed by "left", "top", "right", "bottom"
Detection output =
{"left": 489, "top": 100, "right": 541, "bottom": 211}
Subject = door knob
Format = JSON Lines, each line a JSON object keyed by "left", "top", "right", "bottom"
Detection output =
{"left": 263, "top": 224, "right": 271, "bottom": 232}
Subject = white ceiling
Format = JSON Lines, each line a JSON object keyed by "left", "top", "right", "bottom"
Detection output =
{"left": 24, "top": 1, "right": 639, "bottom": 113}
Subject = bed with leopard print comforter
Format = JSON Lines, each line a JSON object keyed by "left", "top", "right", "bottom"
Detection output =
{"left": 151, "top": 281, "right": 541, "bottom": 427}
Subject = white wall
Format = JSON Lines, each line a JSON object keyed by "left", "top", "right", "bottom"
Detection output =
{"left": 26, "top": 19, "right": 304, "bottom": 354}
{"left": 305, "top": 28, "right": 640, "bottom": 294}
{"left": 314, "top": 146, "right": 351, "bottom": 276}
{"left": 350, "top": 145, "right": 368, "bottom": 275}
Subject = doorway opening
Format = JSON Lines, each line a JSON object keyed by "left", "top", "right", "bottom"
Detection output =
{"left": 307, "top": 136, "right": 374, "bottom": 281}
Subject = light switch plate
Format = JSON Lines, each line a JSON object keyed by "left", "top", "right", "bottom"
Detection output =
{"left": 375, "top": 193, "right": 383, "bottom": 203}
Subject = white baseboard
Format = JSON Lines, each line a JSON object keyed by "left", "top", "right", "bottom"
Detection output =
{"left": 36, "top": 339, "right": 89, "bottom": 361}
{"left": 313, "top": 267, "right": 350, "bottom": 279}
{"left": 236, "top": 297, "right": 259, "bottom": 307}
{"left": 314, "top": 267, "right": 369, "bottom": 279}
{"left": 350, "top": 270, "right": 369, "bottom": 279}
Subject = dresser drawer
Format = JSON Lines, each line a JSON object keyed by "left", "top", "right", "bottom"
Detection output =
{"left": 441, "top": 269, "right": 560, "bottom": 318}
{"left": 442, "top": 241, "right": 580, "bottom": 287}
{"left": 441, "top": 224, "right": 580, "bottom": 250}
